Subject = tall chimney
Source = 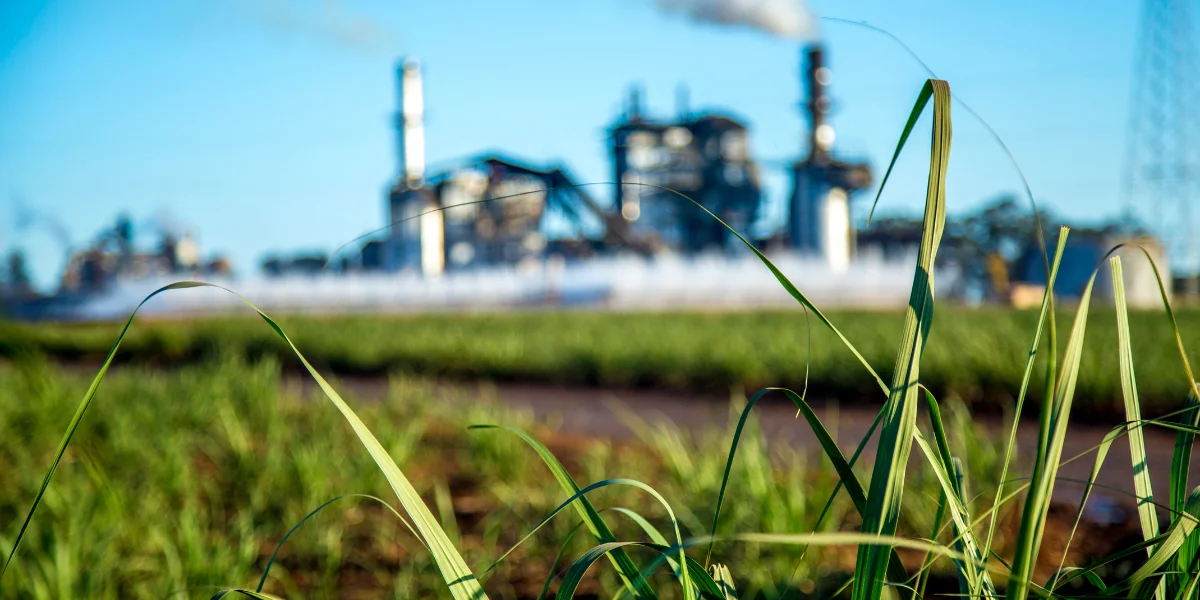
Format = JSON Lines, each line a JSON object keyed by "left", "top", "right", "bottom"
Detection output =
{"left": 397, "top": 57, "right": 426, "bottom": 188}
{"left": 803, "top": 45, "right": 833, "bottom": 161}
{"left": 676, "top": 83, "right": 690, "bottom": 120}
{"left": 628, "top": 84, "right": 644, "bottom": 120}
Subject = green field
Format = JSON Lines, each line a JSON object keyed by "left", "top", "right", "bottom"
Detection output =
{"left": 3, "top": 307, "right": 1197, "bottom": 420}
{"left": 0, "top": 356, "right": 1144, "bottom": 599}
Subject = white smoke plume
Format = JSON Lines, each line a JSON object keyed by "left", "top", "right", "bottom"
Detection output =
{"left": 656, "top": 0, "right": 818, "bottom": 40}
{"left": 252, "top": 0, "right": 396, "bottom": 52}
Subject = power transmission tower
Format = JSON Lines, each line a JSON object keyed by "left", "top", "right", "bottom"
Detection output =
{"left": 1123, "top": 0, "right": 1200, "bottom": 281}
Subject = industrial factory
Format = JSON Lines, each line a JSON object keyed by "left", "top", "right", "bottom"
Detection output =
{"left": 342, "top": 44, "right": 872, "bottom": 277}
{"left": 3, "top": 40, "right": 1177, "bottom": 321}
{"left": 2, "top": 42, "right": 905, "bottom": 320}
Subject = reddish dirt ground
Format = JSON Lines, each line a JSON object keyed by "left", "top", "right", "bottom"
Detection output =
{"left": 301, "top": 375, "right": 1200, "bottom": 515}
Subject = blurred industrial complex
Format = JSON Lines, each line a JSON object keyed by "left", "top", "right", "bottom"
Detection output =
{"left": 355, "top": 46, "right": 874, "bottom": 277}
{"left": 0, "top": 39, "right": 1186, "bottom": 319}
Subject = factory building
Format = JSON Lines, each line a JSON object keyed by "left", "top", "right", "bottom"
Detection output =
{"left": 55, "top": 215, "right": 226, "bottom": 294}
{"left": 379, "top": 58, "right": 656, "bottom": 276}
{"left": 416, "top": 155, "right": 651, "bottom": 272}
{"left": 377, "top": 44, "right": 872, "bottom": 277}
{"left": 609, "top": 88, "right": 763, "bottom": 253}
{"left": 787, "top": 46, "right": 872, "bottom": 271}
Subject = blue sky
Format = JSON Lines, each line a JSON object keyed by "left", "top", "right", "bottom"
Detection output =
{"left": 1, "top": 0, "right": 1140, "bottom": 287}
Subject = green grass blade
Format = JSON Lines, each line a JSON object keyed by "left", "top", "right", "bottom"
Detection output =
{"left": 1112, "top": 257, "right": 1162, "bottom": 559}
{"left": 257, "top": 494, "right": 419, "bottom": 593}
{"left": 1055, "top": 567, "right": 1109, "bottom": 593}
{"left": 683, "top": 560, "right": 726, "bottom": 600}
{"left": 705, "top": 386, "right": 907, "bottom": 587}
{"left": 1180, "top": 511, "right": 1200, "bottom": 600}
{"left": 568, "top": 531, "right": 989, "bottom": 600}
{"left": 1124, "top": 246, "right": 1200, "bottom": 403}
{"left": 609, "top": 506, "right": 693, "bottom": 591}
{"left": 1172, "top": 393, "right": 1200, "bottom": 518}
{"left": 1106, "top": 486, "right": 1200, "bottom": 597}
{"left": 470, "top": 470, "right": 691, "bottom": 600}
{"left": 707, "top": 305, "right": 812, "bottom": 568}
{"left": 1047, "top": 424, "right": 1123, "bottom": 591}
{"left": 211, "top": 590, "right": 284, "bottom": 599}
{"left": 911, "top": 432, "right": 994, "bottom": 596}
{"left": 912, "top": 490, "right": 946, "bottom": 600}
{"left": 1121, "top": 244, "right": 1200, "bottom": 596}
{"left": 435, "top": 480, "right": 463, "bottom": 550}
{"left": 1052, "top": 533, "right": 1169, "bottom": 589}
{"left": 554, "top": 542, "right": 723, "bottom": 600}
{"left": 788, "top": 399, "right": 887, "bottom": 572}
{"left": 621, "top": 546, "right": 740, "bottom": 600}
{"left": 580, "top": 505, "right": 710, "bottom": 598}
{"left": 610, "top": 507, "right": 670, "bottom": 548}
{"left": 643, "top": 184, "right": 889, "bottom": 395}
{"left": 708, "top": 564, "right": 738, "bottom": 600}
{"left": 1180, "top": 551, "right": 1200, "bottom": 600}
{"left": 1171, "top": 393, "right": 1200, "bottom": 590}
{"left": 921, "top": 390, "right": 996, "bottom": 596}
{"left": 630, "top": 553, "right": 732, "bottom": 600}
{"left": 780, "top": 387, "right": 911, "bottom": 586}
{"left": 469, "top": 425, "right": 659, "bottom": 599}
{"left": 704, "top": 387, "right": 772, "bottom": 567}
{"left": 699, "top": 379, "right": 890, "bottom": 580}
{"left": 867, "top": 80, "right": 934, "bottom": 224}
{"left": 982, "top": 228, "right": 1069, "bottom": 563}
{"left": 735, "top": 531, "right": 1063, "bottom": 598}
{"left": 923, "top": 389, "right": 956, "bottom": 481}
{"left": 1, "top": 282, "right": 488, "bottom": 600}
{"left": 730, "top": 532, "right": 970, "bottom": 567}
{"left": 1153, "top": 420, "right": 1200, "bottom": 436}
{"left": 950, "top": 457, "right": 972, "bottom": 597}
{"left": 1, "top": 282, "right": 201, "bottom": 581}
{"left": 853, "top": 78, "right": 952, "bottom": 600}
{"left": 537, "top": 521, "right": 588, "bottom": 600}
{"left": 1103, "top": 244, "right": 1200, "bottom": 596}
{"left": 1006, "top": 268, "right": 1099, "bottom": 600}
{"left": 233, "top": 295, "right": 487, "bottom": 600}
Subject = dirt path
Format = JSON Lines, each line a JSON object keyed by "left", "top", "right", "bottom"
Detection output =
{"left": 308, "top": 375, "right": 1200, "bottom": 515}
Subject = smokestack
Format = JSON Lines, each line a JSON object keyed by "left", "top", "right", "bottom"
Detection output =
{"left": 397, "top": 57, "right": 426, "bottom": 188}
{"left": 676, "top": 83, "right": 690, "bottom": 120}
{"left": 804, "top": 45, "right": 834, "bottom": 161}
{"left": 628, "top": 84, "right": 645, "bottom": 120}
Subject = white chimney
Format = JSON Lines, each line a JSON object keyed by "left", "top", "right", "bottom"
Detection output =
{"left": 822, "top": 187, "right": 850, "bottom": 273}
{"left": 397, "top": 57, "right": 426, "bottom": 188}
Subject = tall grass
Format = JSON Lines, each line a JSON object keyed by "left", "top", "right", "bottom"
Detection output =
{"left": 3, "top": 78, "right": 1200, "bottom": 599}
{"left": 1, "top": 356, "right": 1035, "bottom": 598}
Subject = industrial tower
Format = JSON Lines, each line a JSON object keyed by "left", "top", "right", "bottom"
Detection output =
{"left": 1123, "top": 0, "right": 1200, "bottom": 280}
{"left": 787, "top": 46, "right": 871, "bottom": 271}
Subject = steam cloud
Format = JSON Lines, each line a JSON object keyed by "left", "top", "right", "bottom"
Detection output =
{"left": 253, "top": 0, "right": 396, "bottom": 51}
{"left": 656, "top": 0, "right": 818, "bottom": 40}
